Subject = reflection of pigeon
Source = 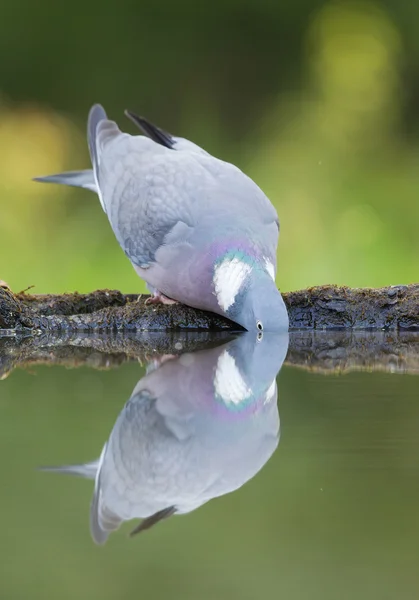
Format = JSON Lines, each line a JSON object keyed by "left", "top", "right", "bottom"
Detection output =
{"left": 42, "top": 332, "right": 288, "bottom": 544}
{"left": 34, "top": 105, "right": 289, "bottom": 333}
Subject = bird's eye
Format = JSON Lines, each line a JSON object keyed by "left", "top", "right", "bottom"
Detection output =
{"left": 256, "top": 321, "right": 263, "bottom": 331}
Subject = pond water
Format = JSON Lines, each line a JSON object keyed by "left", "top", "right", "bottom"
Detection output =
{"left": 0, "top": 331, "right": 418, "bottom": 600}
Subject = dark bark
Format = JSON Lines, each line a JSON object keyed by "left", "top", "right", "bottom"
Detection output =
{"left": 0, "top": 287, "right": 237, "bottom": 332}
{"left": 286, "top": 284, "right": 419, "bottom": 330}
{"left": 1, "top": 283, "right": 418, "bottom": 333}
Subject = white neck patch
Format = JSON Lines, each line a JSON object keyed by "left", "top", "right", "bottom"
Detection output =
{"left": 264, "top": 258, "right": 276, "bottom": 282}
{"left": 214, "top": 350, "right": 252, "bottom": 405}
{"left": 213, "top": 257, "right": 252, "bottom": 312}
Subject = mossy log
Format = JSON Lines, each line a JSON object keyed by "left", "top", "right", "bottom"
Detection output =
{"left": 0, "top": 283, "right": 418, "bottom": 333}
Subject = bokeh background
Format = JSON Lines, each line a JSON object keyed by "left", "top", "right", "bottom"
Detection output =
{"left": 1, "top": 0, "right": 418, "bottom": 294}
{"left": 1, "top": 5, "right": 419, "bottom": 599}
{"left": 0, "top": 0, "right": 419, "bottom": 293}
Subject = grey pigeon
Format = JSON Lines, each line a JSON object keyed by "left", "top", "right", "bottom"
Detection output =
{"left": 34, "top": 105, "right": 289, "bottom": 332}
{"left": 41, "top": 331, "right": 288, "bottom": 543}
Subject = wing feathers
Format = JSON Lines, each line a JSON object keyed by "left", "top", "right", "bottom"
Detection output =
{"left": 125, "top": 110, "right": 175, "bottom": 149}
{"left": 129, "top": 506, "right": 176, "bottom": 536}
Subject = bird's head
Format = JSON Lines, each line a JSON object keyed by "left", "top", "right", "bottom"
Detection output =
{"left": 212, "top": 252, "right": 289, "bottom": 333}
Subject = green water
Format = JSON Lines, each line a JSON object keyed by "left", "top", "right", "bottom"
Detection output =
{"left": 0, "top": 333, "right": 418, "bottom": 600}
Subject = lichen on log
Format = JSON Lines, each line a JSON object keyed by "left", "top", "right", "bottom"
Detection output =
{"left": 0, "top": 283, "right": 418, "bottom": 333}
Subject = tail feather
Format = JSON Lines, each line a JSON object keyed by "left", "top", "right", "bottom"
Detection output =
{"left": 33, "top": 104, "right": 109, "bottom": 207}
{"left": 38, "top": 460, "right": 99, "bottom": 480}
{"left": 34, "top": 104, "right": 126, "bottom": 214}
{"left": 87, "top": 104, "right": 123, "bottom": 212}
{"left": 33, "top": 169, "right": 97, "bottom": 192}
{"left": 87, "top": 104, "right": 107, "bottom": 177}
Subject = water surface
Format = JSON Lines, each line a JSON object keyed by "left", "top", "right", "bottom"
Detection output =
{"left": 0, "top": 331, "right": 418, "bottom": 600}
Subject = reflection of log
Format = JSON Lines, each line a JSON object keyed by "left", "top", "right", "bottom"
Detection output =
{"left": 0, "top": 331, "right": 237, "bottom": 379}
{"left": 1, "top": 284, "right": 418, "bottom": 332}
{"left": 1, "top": 330, "right": 419, "bottom": 379}
{"left": 285, "top": 331, "right": 419, "bottom": 374}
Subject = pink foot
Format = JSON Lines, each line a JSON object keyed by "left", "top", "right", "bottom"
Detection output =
{"left": 145, "top": 292, "right": 178, "bottom": 306}
{"left": 147, "top": 354, "right": 177, "bottom": 371}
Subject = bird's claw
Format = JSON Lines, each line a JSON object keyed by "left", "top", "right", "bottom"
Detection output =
{"left": 145, "top": 293, "right": 178, "bottom": 306}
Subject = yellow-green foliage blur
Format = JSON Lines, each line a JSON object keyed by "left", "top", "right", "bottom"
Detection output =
{"left": 0, "top": 1, "right": 418, "bottom": 294}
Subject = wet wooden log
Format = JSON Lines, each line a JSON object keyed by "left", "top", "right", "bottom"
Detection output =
{"left": 0, "top": 287, "right": 236, "bottom": 332}
{"left": 286, "top": 284, "right": 419, "bottom": 330}
{"left": 0, "top": 283, "right": 418, "bottom": 333}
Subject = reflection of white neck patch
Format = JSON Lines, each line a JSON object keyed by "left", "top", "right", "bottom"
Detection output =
{"left": 214, "top": 351, "right": 252, "bottom": 405}
{"left": 213, "top": 258, "right": 252, "bottom": 311}
{"left": 264, "top": 379, "right": 277, "bottom": 403}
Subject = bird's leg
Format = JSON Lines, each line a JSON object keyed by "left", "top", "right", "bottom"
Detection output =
{"left": 145, "top": 354, "right": 177, "bottom": 373}
{"left": 144, "top": 291, "right": 178, "bottom": 306}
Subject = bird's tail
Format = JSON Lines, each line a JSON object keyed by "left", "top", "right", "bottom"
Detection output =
{"left": 38, "top": 460, "right": 99, "bottom": 480}
{"left": 34, "top": 104, "right": 117, "bottom": 212}
{"left": 33, "top": 169, "right": 97, "bottom": 192}
{"left": 88, "top": 104, "right": 122, "bottom": 204}
{"left": 87, "top": 104, "right": 108, "bottom": 182}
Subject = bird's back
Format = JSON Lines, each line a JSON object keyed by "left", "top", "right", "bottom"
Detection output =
{"left": 90, "top": 106, "right": 276, "bottom": 244}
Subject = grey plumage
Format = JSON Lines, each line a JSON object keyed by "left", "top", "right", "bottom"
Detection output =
{"left": 40, "top": 332, "right": 288, "bottom": 544}
{"left": 34, "top": 104, "right": 289, "bottom": 332}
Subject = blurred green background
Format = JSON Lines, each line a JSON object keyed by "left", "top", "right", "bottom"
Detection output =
{"left": 1, "top": 0, "right": 418, "bottom": 294}
{"left": 2, "top": 5, "right": 419, "bottom": 596}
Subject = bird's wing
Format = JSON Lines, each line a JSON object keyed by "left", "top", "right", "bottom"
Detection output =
{"left": 34, "top": 106, "right": 279, "bottom": 270}
{"left": 129, "top": 506, "right": 176, "bottom": 536}
{"left": 89, "top": 106, "right": 279, "bottom": 269}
